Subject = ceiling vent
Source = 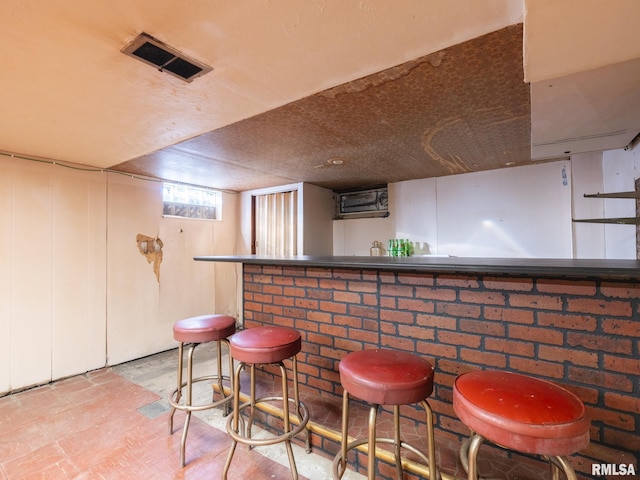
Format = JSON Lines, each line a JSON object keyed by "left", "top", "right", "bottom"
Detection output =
{"left": 122, "top": 33, "right": 212, "bottom": 83}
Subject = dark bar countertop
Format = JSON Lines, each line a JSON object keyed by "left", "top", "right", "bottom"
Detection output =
{"left": 194, "top": 255, "right": 640, "bottom": 279}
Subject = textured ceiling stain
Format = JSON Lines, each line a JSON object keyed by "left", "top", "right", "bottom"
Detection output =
{"left": 319, "top": 52, "right": 446, "bottom": 99}
{"left": 113, "top": 24, "right": 530, "bottom": 192}
{"left": 421, "top": 117, "right": 470, "bottom": 174}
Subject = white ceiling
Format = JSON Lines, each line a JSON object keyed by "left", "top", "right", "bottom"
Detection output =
{"left": 1, "top": 0, "right": 639, "bottom": 190}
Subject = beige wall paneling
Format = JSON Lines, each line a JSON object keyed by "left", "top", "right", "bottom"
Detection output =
{"left": 52, "top": 166, "right": 107, "bottom": 379}
{"left": 0, "top": 159, "right": 14, "bottom": 392}
{"left": 106, "top": 173, "right": 169, "bottom": 365}
{"left": 9, "top": 159, "right": 54, "bottom": 390}
{"left": 106, "top": 174, "right": 230, "bottom": 366}
{"left": 158, "top": 216, "right": 215, "bottom": 324}
{"left": 157, "top": 191, "right": 239, "bottom": 323}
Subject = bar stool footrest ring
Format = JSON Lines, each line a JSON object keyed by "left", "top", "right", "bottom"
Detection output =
{"left": 332, "top": 436, "right": 434, "bottom": 479}
{"left": 459, "top": 433, "right": 577, "bottom": 480}
{"left": 226, "top": 396, "right": 309, "bottom": 447}
{"left": 168, "top": 374, "right": 234, "bottom": 413}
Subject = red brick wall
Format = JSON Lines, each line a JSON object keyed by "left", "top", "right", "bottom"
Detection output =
{"left": 243, "top": 264, "right": 639, "bottom": 478}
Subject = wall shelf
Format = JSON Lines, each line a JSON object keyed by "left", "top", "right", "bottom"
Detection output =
{"left": 583, "top": 191, "right": 640, "bottom": 199}
{"left": 573, "top": 217, "right": 640, "bottom": 225}
{"left": 573, "top": 190, "right": 640, "bottom": 224}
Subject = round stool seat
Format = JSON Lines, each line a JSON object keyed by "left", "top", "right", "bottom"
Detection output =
{"left": 230, "top": 326, "right": 301, "bottom": 364}
{"left": 340, "top": 349, "right": 434, "bottom": 405}
{"left": 454, "top": 370, "right": 590, "bottom": 456}
{"left": 223, "top": 325, "right": 310, "bottom": 479}
{"left": 173, "top": 314, "right": 236, "bottom": 344}
{"left": 169, "top": 314, "right": 236, "bottom": 467}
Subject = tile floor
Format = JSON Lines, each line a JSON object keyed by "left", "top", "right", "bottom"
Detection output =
{"left": 0, "top": 348, "right": 360, "bottom": 480}
{"left": 0, "top": 347, "right": 566, "bottom": 479}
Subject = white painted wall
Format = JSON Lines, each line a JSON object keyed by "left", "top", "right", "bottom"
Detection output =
{"left": 571, "top": 152, "right": 605, "bottom": 258}
{"left": 0, "top": 158, "right": 238, "bottom": 393}
{"left": 301, "top": 183, "right": 335, "bottom": 255}
{"left": 333, "top": 217, "right": 394, "bottom": 256}
{"left": 565, "top": 143, "right": 640, "bottom": 259}
{"left": 436, "top": 162, "right": 573, "bottom": 257}
{"left": 335, "top": 146, "right": 640, "bottom": 259}
{"left": 602, "top": 143, "right": 640, "bottom": 258}
{"left": 335, "top": 161, "right": 575, "bottom": 258}
{"left": 392, "top": 178, "right": 438, "bottom": 255}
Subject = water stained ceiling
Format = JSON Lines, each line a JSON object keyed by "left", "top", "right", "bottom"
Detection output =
{"left": 114, "top": 25, "right": 531, "bottom": 191}
{"left": 1, "top": 1, "right": 639, "bottom": 192}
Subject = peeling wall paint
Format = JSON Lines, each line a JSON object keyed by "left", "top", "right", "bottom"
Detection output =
{"left": 136, "top": 233, "right": 163, "bottom": 282}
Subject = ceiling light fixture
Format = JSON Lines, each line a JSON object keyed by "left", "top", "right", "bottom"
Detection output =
{"left": 313, "top": 158, "right": 346, "bottom": 169}
{"left": 121, "top": 33, "right": 212, "bottom": 83}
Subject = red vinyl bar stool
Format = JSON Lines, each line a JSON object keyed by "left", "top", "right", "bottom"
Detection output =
{"left": 168, "top": 314, "right": 236, "bottom": 467}
{"left": 332, "top": 349, "right": 439, "bottom": 480}
{"left": 453, "top": 370, "right": 590, "bottom": 480}
{"left": 223, "top": 326, "right": 310, "bottom": 480}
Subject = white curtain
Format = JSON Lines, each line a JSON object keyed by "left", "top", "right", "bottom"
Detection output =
{"left": 255, "top": 190, "right": 298, "bottom": 255}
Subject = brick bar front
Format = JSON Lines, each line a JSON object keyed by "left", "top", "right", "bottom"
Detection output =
{"left": 198, "top": 256, "right": 640, "bottom": 479}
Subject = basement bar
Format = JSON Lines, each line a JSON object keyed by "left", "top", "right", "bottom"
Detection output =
{"left": 196, "top": 255, "right": 639, "bottom": 479}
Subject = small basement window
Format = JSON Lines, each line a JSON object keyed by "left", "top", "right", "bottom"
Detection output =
{"left": 162, "top": 183, "right": 221, "bottom": 220}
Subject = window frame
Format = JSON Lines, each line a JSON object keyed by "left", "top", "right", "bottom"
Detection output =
{"left": 162, "top": 182, "right": 222, "bottom": 221}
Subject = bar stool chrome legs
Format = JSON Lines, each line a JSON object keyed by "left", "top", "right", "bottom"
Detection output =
{"left": 223, "top": 326, "right": 310, "bottom": 480}
{"left": 168, "top": 314, "right": 236, "bottom": 467}
{"left": 332, "top": 349, "right": 439, "bottom": 480}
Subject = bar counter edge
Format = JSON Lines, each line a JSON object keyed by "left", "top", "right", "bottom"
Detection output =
{"left": 194, "top": 254, "right": 640, "bottom": 279}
